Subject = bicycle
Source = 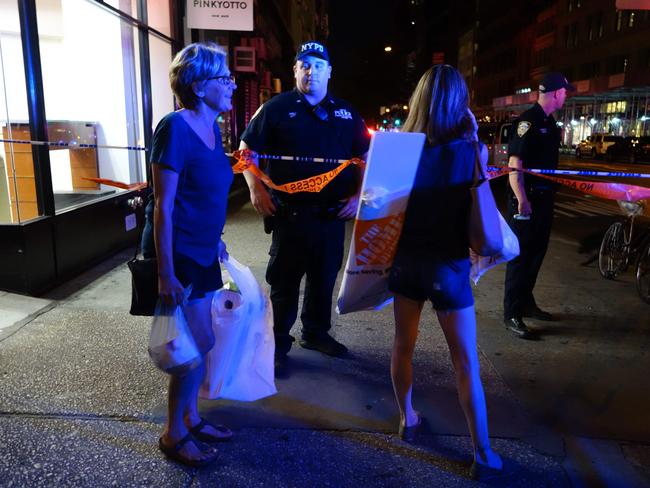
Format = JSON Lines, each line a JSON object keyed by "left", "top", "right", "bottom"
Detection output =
{"left": 598, "top": 200, "right": 650, "bottom": 304}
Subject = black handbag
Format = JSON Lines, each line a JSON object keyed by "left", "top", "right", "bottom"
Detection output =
{"left": 128, "top": 208, "right": 159, "bottom": 316}
{"left": 128, "top": 256, "right": 158, "bottom": 316}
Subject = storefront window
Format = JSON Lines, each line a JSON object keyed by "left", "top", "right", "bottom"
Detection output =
{"left": 36, "top": 0, "right": 148, "bottom": 213}
{"left": 0, "top": 0, "right": 38, "bottom": 223}
{"left": 149, "top": 33, "right": 174, "bottom": 129}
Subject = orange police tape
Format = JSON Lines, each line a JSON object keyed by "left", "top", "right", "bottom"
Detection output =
{"left": 486, "top": 168, "right": 650, "bottom": 202}
{"left": 232, "top": 149, "right": 366, "bottom": 194}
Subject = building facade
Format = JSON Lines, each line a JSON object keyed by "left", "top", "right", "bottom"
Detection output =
{"left": 478, "top": 0, "right": 650, "bottom": 144}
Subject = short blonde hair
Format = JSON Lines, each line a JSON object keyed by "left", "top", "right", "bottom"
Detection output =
{"left": 169, "top": 42, "right": 228, "bottom": 109}
{"left": 402, "top": 64, "right": 472, "bottom": 145}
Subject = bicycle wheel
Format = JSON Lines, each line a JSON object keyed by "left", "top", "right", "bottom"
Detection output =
{"left": 635, "top": 238, "right": 650, "bottom": 304}
{"left": 599, "top": 222, "right": 627, "bottom": 279}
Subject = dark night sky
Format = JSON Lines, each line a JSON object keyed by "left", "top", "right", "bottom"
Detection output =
{"left": 327, "top": 0, "right": 419, "bottom": 123}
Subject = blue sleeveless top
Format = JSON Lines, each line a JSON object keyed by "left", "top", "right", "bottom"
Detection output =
{"left": 396, "top": 138, "right": 479, "bottom": 260}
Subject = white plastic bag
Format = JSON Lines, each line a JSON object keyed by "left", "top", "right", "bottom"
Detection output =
{"left": 470, "top": 213, "right": 520, "bottom": 284}
{"left": 148, "top": 287, "right": 201, "bottom": 375}
{"left": 200, "top": 256, "right": 276, "bottom": 402}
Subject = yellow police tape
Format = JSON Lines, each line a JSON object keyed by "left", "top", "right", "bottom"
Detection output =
{"left": 232, "top": 149, "right": 366, "bottom": 194}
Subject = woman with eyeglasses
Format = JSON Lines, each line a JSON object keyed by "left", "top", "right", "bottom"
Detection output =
{"left": 150, "top": 42, "right": 237, "bottom": 467}
{"left": 388, "top": 64, "right": 512, "bottom": 481}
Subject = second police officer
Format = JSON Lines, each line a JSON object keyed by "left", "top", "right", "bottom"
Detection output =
{"left": 503, "top": 72, "right": 575, "bottom": 339}
{"left": 239, "top": 41, "right": 370, "bottom": 376}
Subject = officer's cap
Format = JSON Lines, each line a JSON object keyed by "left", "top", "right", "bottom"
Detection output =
{"left": 295, "top": 41, "right": 330, "bottom": 64}
{"left": 539, "top": 72, "right": 576, "bottom": 93}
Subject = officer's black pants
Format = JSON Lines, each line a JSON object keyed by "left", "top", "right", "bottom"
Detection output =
{"left": 265, "top": 212, "right": 345, "bottom": 356}
{"left": 503, "top": 190, "right": 555, "bottom": 320}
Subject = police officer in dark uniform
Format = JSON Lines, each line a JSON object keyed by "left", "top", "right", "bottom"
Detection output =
{"left": 504, "top": 72, "right": 575, "bottom": 339}
{"left": 239, "top": 41, "right": 370, "bottom": 374}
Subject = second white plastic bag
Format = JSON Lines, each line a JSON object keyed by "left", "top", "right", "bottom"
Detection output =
{"left": 470, "top": 213, "right": 520, "bottom": 284}
{"left": 200, "top": 256, "right": 276, "bottom": 402}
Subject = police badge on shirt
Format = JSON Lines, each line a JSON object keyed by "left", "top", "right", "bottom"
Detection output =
{"left": 517, "top": 121, "right": 531, "bottom": 137}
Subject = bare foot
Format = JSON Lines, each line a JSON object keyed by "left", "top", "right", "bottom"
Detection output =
{"left": 402, "top": 409, "right": 420, "bottom": 428}
{"left": 475, "top": 449, "right": 503, "bottom": 470}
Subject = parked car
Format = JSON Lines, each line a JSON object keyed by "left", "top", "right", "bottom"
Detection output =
{"left": 493, "top": 122, "right": 513, "bottom": 166}
{"left": 478, "top": 123, "right": 498, "bottom": 163}
{"left": 576, "top": 134, "right": 623, "bottom": 159}
{"left": 603, "top": 136, "right": 650, "bottom": 163}
{"left": 477, "top": 122, "right": 512, "bottom": 166}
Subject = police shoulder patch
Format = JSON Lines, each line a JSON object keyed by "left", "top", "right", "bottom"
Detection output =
{"left": 517, "top": 121, "right": 531, "bottom": 137}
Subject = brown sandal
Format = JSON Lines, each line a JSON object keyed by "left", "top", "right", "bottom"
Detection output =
{"left": 158, "top": 433, "right": 218, "bottom": 467}
{"left": 189, "top": 418, "right": 233, "bottom": 443}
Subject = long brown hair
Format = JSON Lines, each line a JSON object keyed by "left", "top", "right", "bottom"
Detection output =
{"left": 402, "top": 64, "right": 471, "bottom": 145}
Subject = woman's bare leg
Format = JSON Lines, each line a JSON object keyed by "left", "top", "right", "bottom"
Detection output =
{"left": 161, "top": 293, "right": 216, "bottom": 461}
{"left": 182, "top": 293, "right": 220, "bottom": 435}
{"left": 437, "top": 305, "right": 501, "bottom": 468}
{"left": 391, "top": 294, "right": 424, "bottom": 428}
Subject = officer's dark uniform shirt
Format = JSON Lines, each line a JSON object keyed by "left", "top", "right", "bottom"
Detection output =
{"left": 241, "top": 89, "right": 370, "bottom": 205}
{"left": 508, "top": 102, "right": 561, "bottom": 190}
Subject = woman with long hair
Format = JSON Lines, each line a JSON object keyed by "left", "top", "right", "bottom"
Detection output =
{"left": 151, "top": 42, "right": 237, "bottom": 467}
{"left": 388, "top": 64, "right": 508, "bottom": 481}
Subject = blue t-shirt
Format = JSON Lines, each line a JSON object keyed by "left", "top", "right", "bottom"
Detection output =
{"left": 397, "top": 138, "right": 479, "bottom": 260}
{"left": 151, "top": 111, "right": 233, "bottom": 266}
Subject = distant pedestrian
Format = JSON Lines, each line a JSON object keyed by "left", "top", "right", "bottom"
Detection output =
{"left": 238, "top": 40, "right": 370, "bottom": 377}
{"left": 150, "top": 42, "right": 236, "bottom": 467}
{"left": 503, "top": 72, "right": 574, "bottom": 339}
{"left": 389, "top": 64, "right": 509, "bottom": 481}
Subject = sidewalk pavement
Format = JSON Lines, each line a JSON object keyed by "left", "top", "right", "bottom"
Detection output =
{"left": 0, "top": 201, "right": 645, "bottom": 487}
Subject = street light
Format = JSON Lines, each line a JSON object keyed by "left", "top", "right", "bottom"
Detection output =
{"left": 384, "top": 46, "right": 392, "bottom": 52}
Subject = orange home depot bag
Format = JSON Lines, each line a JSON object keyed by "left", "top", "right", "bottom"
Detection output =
{"left": 336, "top": 132, "right": 425, "bottom": 314}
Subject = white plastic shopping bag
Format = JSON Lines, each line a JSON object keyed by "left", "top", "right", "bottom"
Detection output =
{"left": 148, "top": 287, "right": 201, "bottom": 375}
{"left": 470, "top": 213, "right": 520, "bottom": 284}
{"left": 200, "top": 255, "right": 276, "bottom": 402}
{"left": 337, "top": 132, "right": 425, "bottom": 314}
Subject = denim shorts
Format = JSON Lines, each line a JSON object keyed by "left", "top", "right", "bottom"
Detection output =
{"left": 173, "top": 252, "right": 223, "bottom": 300}
{"left": 388, "top": 252, "right": 474, "bottom": 310}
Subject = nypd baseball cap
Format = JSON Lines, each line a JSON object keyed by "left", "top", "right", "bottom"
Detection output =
{"left": 539, "top": 72, "right": 576, "bottom": 93}
{"left": 295, "top": 41, "right": 329, "bottom": 63}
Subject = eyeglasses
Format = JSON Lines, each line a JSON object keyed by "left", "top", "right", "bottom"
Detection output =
{"left": 207, "top": 74, "right": 236, "bottom": 85}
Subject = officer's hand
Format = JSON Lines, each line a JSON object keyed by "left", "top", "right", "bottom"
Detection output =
{"left": 250, "top": 181, "right": 276, "bottom": 216}
{"left": 338, "top": 195, "right": 359, "bottom": 220}
{"left": 518, "top": 199, "right": 532, "bottom": 216}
